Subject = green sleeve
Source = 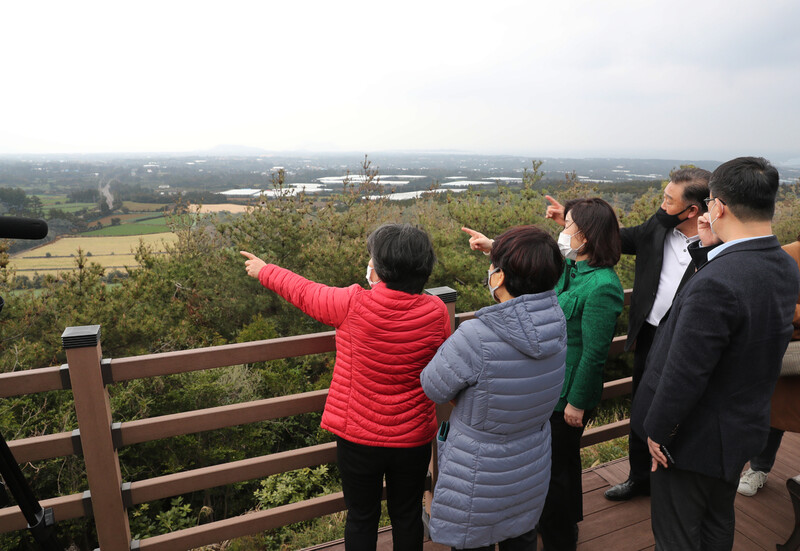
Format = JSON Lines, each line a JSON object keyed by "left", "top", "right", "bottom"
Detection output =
{"left": 566, "top": 273, "right": 624, "bottom": 410}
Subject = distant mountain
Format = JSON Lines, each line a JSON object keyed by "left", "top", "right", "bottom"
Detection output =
{"left": 201, "top": 144, "right": 272, "bottom": 156}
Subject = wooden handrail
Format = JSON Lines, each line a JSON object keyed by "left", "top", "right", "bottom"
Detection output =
{"left": 0, "top": 492, "right": 90, "bottom": 532}
{"left": 6, "top": 377, "right": 632, "bottom": 465}
{"left": 6, "top": 431, "right": 79, "bottom": 463}
{"left": 0, "top": 365, "right": 69, "bottom": 398}
{"left": 134, "top": 492, "right": 348, "bottom": 551}
{"left": 109, "top": 331, "right": 336, "bottom": 382}
{"left": 117, "top": 389, "right": 328, "bottom": 447}
{"left": 581, "top": 419, "right": 631, "bottom": 448}
{"left": 600, "top": 376, "right": 633, "bottom": 400}
{"left": 124, "top": 442, "right": 338, "bottom": 507}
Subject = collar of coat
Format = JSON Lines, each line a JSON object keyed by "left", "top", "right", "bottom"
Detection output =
{"left": 566, "top": 258, "right": 605, "bottom": 274}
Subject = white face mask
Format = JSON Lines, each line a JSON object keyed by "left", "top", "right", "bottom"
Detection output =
{"left": 486, "top": 266, "right": 502, "bottom": 302}
{"left": 557, "top": 230, "right": 584, "bottom": 261}
{"left": 707, "top": 203, "right": 720, "bottom": 235}
{"left": 366, "top": 264, "right": 380, "bottom": 287}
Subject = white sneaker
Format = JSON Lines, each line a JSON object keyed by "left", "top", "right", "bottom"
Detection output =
{"left": 737, "top": 468, "right": 768, "bottom": 496}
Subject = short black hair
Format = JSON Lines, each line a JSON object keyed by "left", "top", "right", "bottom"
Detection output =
{"left": 490, "top": 225, "right": 563, "bottom": 297}
{"left": 367, "top": 223, "right": 436, "bottom": 294}
{"left": 709, "top": 157, "right": 779, "bottom": 222}
{"left": 672, "top": 167, "right": 711, "bottom": 213}
{"left": 564, "top": 198, "right": 621, "bottom": 268}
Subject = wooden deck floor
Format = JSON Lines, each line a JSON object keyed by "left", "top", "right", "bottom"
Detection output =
{"left": 313, "top": 431, "right": 800, "bottom": 550}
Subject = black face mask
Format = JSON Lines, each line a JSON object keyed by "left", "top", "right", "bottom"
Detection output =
{"left": 655, "top": 206, "right": 691, "bottom": 229}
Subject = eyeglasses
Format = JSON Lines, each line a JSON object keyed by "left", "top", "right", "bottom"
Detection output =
{"left": 703, "top": 196, "right": 726, "bottom": 208}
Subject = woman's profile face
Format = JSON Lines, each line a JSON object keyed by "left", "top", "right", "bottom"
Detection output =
{"left": 564, "top": 212, "right": 586, "bottom": 250}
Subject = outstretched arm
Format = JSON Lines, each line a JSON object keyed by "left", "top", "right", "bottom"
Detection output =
{"left": 240, "top": 250, "right": 355, "bottom": 327}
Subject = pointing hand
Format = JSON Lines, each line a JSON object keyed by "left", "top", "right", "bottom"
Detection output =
{"left": 461, "top": 227, "right": 494, "bottom": 254}
{"left": 240, "top": 251, "right": 267, "bottom": 278}
{"left": 545, "top": 195, "right": 566, "bottom": 227}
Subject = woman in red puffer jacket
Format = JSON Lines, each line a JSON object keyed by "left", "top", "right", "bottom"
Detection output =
{"left": 242, "top": 223, "right": 451, "bottom": 551}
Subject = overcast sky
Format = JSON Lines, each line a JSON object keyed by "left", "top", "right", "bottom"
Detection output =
{"left": 2, "top": 0, "right": 799, "bottom": 162}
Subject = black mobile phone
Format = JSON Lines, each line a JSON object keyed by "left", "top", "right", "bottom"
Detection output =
{"left": 660, "top": 444, "right": 676, "bottom": 466}
{"left": 437, "top": 421, "right": 450, "bottom": 442}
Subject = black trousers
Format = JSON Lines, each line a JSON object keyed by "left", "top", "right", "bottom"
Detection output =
{"left": 453, "top": 527, "right": 538, "bottom": 551}
{"left": 629, "top": 322, "right": 657, "bottom": 483}
{"left": 538, "top": 410, "right": 589, "bottom": 551}
{"left": 749, "top": 427, "right": 785, "bottom": 473}
{"left": 336, "top": 436, "right": 431, "bottom": 551}
{"left": 650, "top": 467, "right": 738, "bottom": 551}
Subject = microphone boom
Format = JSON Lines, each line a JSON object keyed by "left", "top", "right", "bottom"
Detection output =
{"left": 0, "top": 216, "right": 49, "bottom": 240}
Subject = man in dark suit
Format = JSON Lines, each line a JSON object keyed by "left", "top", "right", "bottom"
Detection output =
{"left": 631, "top": 157, "right": 800, "bottom": 550}
{"left": 605, "top": 168, "right": 711, "bottom": 501}
{"left": 547, "top": 168, "right": 712, "bottom": 501}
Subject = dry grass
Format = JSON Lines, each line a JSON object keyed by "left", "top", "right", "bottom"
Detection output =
{"left": 9, "top": 232, "right": 178, "bottom": 275}
{"left": 188, "top": 203, "right": 250, "bottom": 213}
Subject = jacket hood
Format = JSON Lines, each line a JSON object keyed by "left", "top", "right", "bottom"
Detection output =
{"left": 475, "top": 291, "right": 566, "bottom": 360}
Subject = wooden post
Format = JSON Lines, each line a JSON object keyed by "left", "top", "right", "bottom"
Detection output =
{"left": 62, "top": 325, "right": 131, "bottom": 550}
{"left": 422, "top": 287, "right": 458, "bottom": 521}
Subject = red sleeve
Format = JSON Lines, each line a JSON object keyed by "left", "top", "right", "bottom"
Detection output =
{"left": 441, "top": 302, "right": 453, "bottom": 340}
{"left": 257, "top": 264, "right": 359, "bottom": 328}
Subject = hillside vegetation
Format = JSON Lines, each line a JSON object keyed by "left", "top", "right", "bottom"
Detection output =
{"left": 1, "top": 164, "right": 798, "bottom": 549}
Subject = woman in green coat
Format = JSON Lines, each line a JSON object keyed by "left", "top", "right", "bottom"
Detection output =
{"left": 463, "top": 198, "right": 623, "bottom": 550}
{"left": 539, "top": 197, "right": 623, "bottom": 550}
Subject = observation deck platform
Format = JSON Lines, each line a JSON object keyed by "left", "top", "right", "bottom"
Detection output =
{"left": 313, "top": 431, "right": 800, "bottom": 551}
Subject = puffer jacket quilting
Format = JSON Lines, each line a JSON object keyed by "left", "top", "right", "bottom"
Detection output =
{"left": 421, "top": 291, "right": 566, "bottom": 548}
{"left": 259, "top": 263, "right": 451, "bottom": 447}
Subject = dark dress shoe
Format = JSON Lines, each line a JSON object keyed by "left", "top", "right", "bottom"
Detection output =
{"left": 604, "top": 478, "right": 650, "bottom": 501}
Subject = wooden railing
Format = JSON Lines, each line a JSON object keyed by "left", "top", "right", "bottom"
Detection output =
{"left": 0, "top": 289, "right": 632, "bottom": 550}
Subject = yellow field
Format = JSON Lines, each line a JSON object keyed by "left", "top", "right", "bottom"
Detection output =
{"left": 188, "top": 203, "right": 250, "bottom": 213}
{"left": 9, "top": 233, "right": 179, "bottom": 275}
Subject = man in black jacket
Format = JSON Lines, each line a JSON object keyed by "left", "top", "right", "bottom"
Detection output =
{"left": 547, "top": 167, "right": 711, "bottom": 501}
{"left": 606, "top": 168, "right": 711, "bottom": 500}
{"left": 631, "top": 157, "right": 799, "bottom": 550}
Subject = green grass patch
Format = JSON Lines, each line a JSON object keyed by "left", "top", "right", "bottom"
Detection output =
{"left": 580, "top": 399, "right": 632, "bottom": 469}
{"left": 41, "top": 202, "right": 95, "bottom": 213}
{"left": 581, "top": 436, "right": 629, "bottom": 469}
{"left": 33, "top": 194, "right": 69, "bottom": 205}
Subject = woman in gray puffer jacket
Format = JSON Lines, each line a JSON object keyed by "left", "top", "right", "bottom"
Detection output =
{"left": 421, "top": 225, "right": 567, "bottom": 550}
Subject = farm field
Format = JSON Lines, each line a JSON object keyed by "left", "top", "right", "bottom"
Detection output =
{"left": 9, "top": 233, "right": 178, "bottom": 275}
{"left": 32, "top": 195, "right": 96, "bottom": 213}
{"left": 94, "top": 213, "right": 156, "bottom": 226}
{"left": 42, "top": 201, "right": 96, "bottom": 213}
{"left": 83, "top": 215, "right": 169, "bottom": 236}
{"left": 188, "top": 203, "right": 250, "bottom": 213}
{"left": 122, "top": 201, "right": 169, "bottom": 211}
{"left": 33, "top": 194, "right": 69, "bottom": 206}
